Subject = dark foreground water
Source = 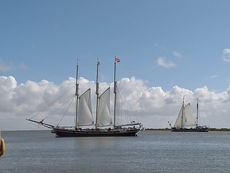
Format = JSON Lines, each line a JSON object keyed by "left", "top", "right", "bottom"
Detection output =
{"left": 0, "top": 131, "right": 230, "bottom": 173}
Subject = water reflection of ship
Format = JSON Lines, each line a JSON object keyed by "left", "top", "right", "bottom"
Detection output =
{"left": 27, "top": 57, "right": 142, "bottom": 137}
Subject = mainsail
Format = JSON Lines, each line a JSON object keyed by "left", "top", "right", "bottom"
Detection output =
{"left": 183, "top": 103, "right": 196, "bottom": 127}
{"left": 97, "top": 87, "right": 112, "bottom": 126}
{"left": 174, "top": 103, "right": 196, "bottom": 128}
{"left": 174, "top": 106, "right": 183, "bottom": 128}
{"left": 78, "top": 88, "right": 94, "bottom": 126}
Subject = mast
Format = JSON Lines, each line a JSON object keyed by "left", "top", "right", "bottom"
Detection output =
{"left": 75, "top": 62, "right": 79, "bottom": 129}
{"left": 196, "top": 98, "right": 199, "bottom": 127}
{"left": 95, "top": 60, "right": 100, "bottom": 129}
{"left": 114, "top": 61, "right": 117, "bottom": 128}
{"left": 114, "top": 56, "right": 120, "bottom": 128}
{"left": 181, "top": 96, "right": 185, "bottom": 129}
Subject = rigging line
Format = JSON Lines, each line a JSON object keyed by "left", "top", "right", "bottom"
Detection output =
{"left": 41, "top": 113, "right": 52, "bottom": 122}
{"left": 74, "top": 96, "right": 76, "bottom": 128}
{"left": 30, "top": 94, "right": 75, "bottom": 122}
{"left": 46, "top": 92, "right": 76, "bottom": 120}
{"left": 28, "top": 111, "right": 44, "bottom": 121}
{"left": 57, "top": 92, "right": 75, "bottom": 108}
{"left": 57, "top": 97, "right": 75, "bottom": 126}
{"left": 116, "top": 88, "right": 122, "bottom": 124}
{"left": 57, "top": 96, "right": 75, "bottom": 126}
{"left": 28, "top": 86, "right": 76, "bottom": 121}
{"left": 116, "top": 87, "right": 126, "bottom": 125}
{"left": 117, "top": 87, "right": 130, "bottom": 124}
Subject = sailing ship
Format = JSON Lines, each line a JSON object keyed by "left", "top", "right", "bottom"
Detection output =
{"left": 170, "top": 97, "right": 208, "bottom": 132}
{"left": 27, "top": 57, "right": 142, "bottom": 137}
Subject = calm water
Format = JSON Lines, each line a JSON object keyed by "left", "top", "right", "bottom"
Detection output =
{"left": 0, "top": 131, "right": 230, "bottom": 173}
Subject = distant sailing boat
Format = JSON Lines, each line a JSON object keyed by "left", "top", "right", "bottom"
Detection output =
{"left": 27, "top": 57, "right": 142, "bottom": 137}
{"left": 170, "top": 97, "right": 208, "bottom": 132}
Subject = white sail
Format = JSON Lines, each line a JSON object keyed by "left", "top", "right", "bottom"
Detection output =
{"left": 78, "top": 89, "right": 94, "bottom": 126}
{"left": 183, "top": 103, "right": 196, "bottom": 127}
{"left": 97, "top": 87, "right": 112, "bottom": 126}
{"left": 174, "top": 103, "right": 196, "bottom": 128}
{"left": 174, "top": 105, "right": 183, "bottom": 128}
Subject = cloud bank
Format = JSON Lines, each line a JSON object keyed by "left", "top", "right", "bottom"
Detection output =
{"left": 1, "top": 76, "right": 230, "bottom": 130}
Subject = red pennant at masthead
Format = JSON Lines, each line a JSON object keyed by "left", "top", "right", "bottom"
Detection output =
{"left": 115, "top": 57, "right": 120, "bottom": 62}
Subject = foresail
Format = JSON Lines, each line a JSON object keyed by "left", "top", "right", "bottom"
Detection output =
{"left": 174, "top": 106, "right": 183, "bottom": 128}
{"left": 183, "top": 103, "right": 196, "bottom": 127}
{"left": 97, "top": 87, "right": 112, "bottom": 126}
{"left": 78, "top": 89, "right": 94, "bottom": 126}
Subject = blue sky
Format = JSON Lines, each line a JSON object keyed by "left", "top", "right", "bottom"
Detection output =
{"left": 1, "top": 0, "right": 230, "bottom": 91}
{"left": 2, "top": 0, "right": 230, "bottom": 130}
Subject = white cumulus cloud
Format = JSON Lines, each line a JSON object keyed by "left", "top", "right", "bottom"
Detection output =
{"left": 1, "top": 76, "right": 230, "bottom": 130}
{"left": 222, "top": 48, "right": 230, "bottom": 62}
{"left": 157, "top": 57, "right": 176, "bottom": 68}
{"left": 172, "top": 51, "right": 183, "bottom": 58}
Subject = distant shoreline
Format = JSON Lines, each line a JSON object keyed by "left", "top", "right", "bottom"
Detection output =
{"left": 145, "top": 128, "right": 230, "bottom": 131}
{"left": 2, "top": 128, "right": 230, "bottom": 132}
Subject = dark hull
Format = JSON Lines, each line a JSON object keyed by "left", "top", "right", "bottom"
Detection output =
{"left": 52, "top": 128, "right": 140, "bottom": 137}
{"left": 171, "top": 127, "right": 208, "bottom": 132}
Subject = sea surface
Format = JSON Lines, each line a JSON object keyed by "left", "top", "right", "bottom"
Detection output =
{"left": 0, "top": 130, "right": 230, "bottom": 173}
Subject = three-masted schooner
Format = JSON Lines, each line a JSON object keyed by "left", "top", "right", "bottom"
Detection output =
{"left": 170, "top": 97, "right": 208, "bottom": 132}
{"left": 27, "top": 57, "right": 142, "bottom": 137}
